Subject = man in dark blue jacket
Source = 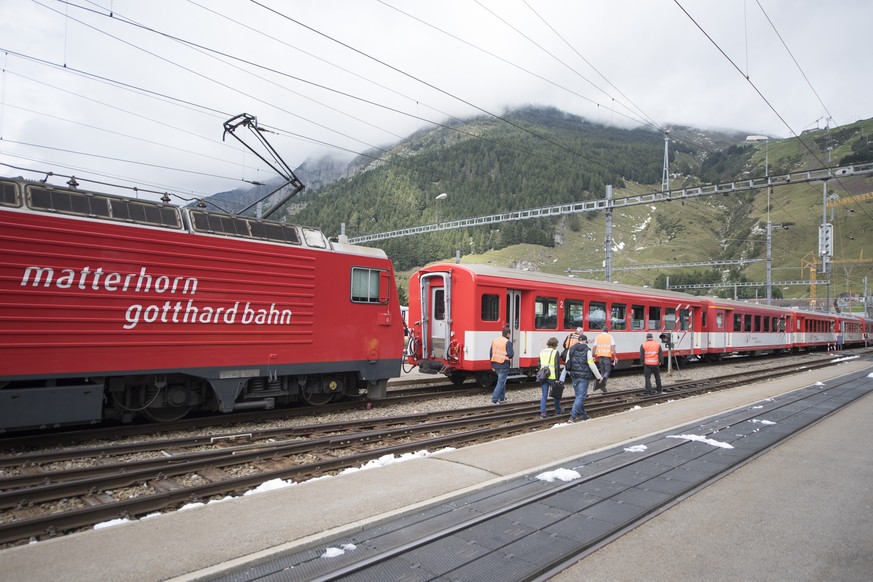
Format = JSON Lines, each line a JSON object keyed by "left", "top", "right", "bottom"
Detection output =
{"left": 565, "top": 334, "right": 602, "bottom": 422}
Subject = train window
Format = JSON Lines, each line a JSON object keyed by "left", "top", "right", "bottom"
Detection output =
{"left": 679, "top": 308, "right": 690, "bottom": 330}
{"left": 744, "top": 314, "right": 752, "bottom": 332}
{"left": 350, "top": 267, "right": 388, "bottom": 304}
{"left": 763, "top": 317, "right": 770, "bottom": 332}
{"left": 481, "top": 294, "right": 500, "bottom": 321}
{"left": 631, "top": 305, "right": 645, "bottom": 330}
{"left": 716, "top": 312, "right": 724, "bottom": 330}
{"left": 564, "top": 299, "right": 584, "bottom": 329}
{"left": 733, "top": 313, "right": 742, "bottom": 332}
{"left": 648, "top": 306, "right": 661, "bottom": 329}
{"left": 302, "top": 227, "right": 327, "bottom": 248}
{"left": 534, "top": 297, "right": 558, "bottom": 329}
{"left": 588, "top": 301, "right": 606, "bottom": 330}
{"left": 665, "top": 307, "right": 676, "bottom": 330}
{"left": 0, "top": 181, "right": 21, "bottom": 207}
{"left": 701, "top": 312, "right": 707, "bottom": 327}
{"left": 754, "top": 315, "right": 761, "bottom": 332}
{"left": 434, "top": 289, "right": 446, "bottom": 320}
{"left": 611, "top": 303, "right": 627, "bottom": 331}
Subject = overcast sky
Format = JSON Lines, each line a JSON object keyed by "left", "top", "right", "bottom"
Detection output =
{"left": 1, "top": 0, "right": 870, "bottom": 202}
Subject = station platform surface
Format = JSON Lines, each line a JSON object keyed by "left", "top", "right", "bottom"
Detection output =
{"left": 1, "top": 358, "right": 871, "bottom": 581}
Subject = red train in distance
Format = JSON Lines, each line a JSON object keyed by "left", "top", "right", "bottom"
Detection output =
{"left": 0, "top": 177, "right": 404, "bottom": 431}
{"left": 405, "top": 263, "right": 872, "bottom": 386}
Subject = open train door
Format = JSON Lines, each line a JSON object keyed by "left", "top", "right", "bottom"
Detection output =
{"left": 418, "top": 271, "right": 451, "bottom": 362}
{"left": 505, "top": 289, "right": 521, "bottom": 369}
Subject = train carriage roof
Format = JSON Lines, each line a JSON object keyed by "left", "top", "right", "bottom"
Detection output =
{"left": 422, "top": 263, "right": 705, "bottom": 304}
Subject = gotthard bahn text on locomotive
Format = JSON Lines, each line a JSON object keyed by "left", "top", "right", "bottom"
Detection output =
{"left": 1, "top": 176, "right": 870, "bottom": 432}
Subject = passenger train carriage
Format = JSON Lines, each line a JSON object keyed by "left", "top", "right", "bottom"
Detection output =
{"left": 406, "top": 263, "right": 871, "bottom": 386}
{"left": 0, "top": 177, "right": 404, "bottom": 431}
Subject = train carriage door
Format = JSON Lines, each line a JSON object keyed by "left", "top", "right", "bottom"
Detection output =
{"left": 430, "top": 286, "right": 448, "bottom": 358}
{"left": 418, "top": 272, "right": 451, "bottom": 360}
{"left": 505, "top": 289, "right": 521, "bottom": 368}
{"left": 711, "top": 308, "right": 728, "bottom": 353}
{"left": 695, "top": 306, "right": 708, "bottom": 353}
{"left": 781, "top": 314, "right": 791, "bottom": 349}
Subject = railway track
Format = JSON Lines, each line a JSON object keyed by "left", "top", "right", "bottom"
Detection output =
{"left": 0, "top": 356, "right": 846, "bottom": 547}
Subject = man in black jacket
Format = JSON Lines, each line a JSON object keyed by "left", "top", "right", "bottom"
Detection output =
{"left": 565, "top": 335, "right": 603, "bottom": 422}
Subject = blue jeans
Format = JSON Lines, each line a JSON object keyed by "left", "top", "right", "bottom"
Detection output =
{"left": 570, "top": 375, "right": 591, "bottom": 419}
{"left": 491, "top": 366, "right": 509, "bottom": 402}
{"left": 540, "top": 380, "right": 564, "bottom": 415}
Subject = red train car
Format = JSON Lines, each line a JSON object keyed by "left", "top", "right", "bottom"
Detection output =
{"left": 698, "top": 297, "right": 795, "bottom": 358}
{"left": 0, "top": 177, "right": 404, "bottom": 430}
{"left": 406, "top": 263, "right": 709, "bottom": 386}
{"left": 406, "top": 263, "right": 870, "bottom": 386}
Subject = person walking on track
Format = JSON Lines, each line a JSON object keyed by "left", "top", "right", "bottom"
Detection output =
{"left": 490, "top": 326, "right": 513, "bottom": 403}
{"left": 640, "top": 332, "right": 663, "bottom": 394}
{"left": 593, "top": 326, "right": 617, "bottom": 393}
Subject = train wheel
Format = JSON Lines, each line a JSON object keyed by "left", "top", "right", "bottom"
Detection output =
{"left": 449, "top": 372, "right": 467, "bottom": 386}
{"left": 301, "top": 386, "right": 335, "bottom": 406}
{"left": 142, "top": 405, "right": 193, "bottom": 423}
{"left": 476, "top": 371, "right": 496, "bottom": 389}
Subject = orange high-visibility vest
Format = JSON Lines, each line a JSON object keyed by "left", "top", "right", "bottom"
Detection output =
{"left": 593, "top": 333, "right": 615, "bottom": 358}
{"left": 642, "top": 339, "right": 661, "bottom": 366}
{"left": 563, "top": 333, "right": 581, "bottom": 350}
{"left": 491, "top": 336, "right": 509, "bottom": 363}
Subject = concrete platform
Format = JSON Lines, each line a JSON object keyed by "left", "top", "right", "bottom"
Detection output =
{"left": 1, "top": 358, "right": 870, "bottom": 581}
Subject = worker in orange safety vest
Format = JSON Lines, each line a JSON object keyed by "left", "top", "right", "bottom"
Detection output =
{"left": 640, "top": 332, "right": 663, "bottom": 394}
{"left": 592, "top": 326, "right": 617, "bottom": 393}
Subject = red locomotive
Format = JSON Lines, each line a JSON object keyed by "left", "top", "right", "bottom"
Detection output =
{"left": 405, "top": 263, "right": 871, "bottom": 385}
{"left": 0, "top": 177, "right": 404, "bottom": 431}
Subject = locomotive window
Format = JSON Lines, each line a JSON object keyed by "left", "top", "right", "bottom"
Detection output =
{"left": 733, "top": 313, "right": 742, "bottom": 332}
{"left": 481, "top": 294, "right": 500, "bottom": 321}
{"left": 302, "top": 227, "right": 327, "bottom": 248}
{"left": 648, "top": 306, "right": 661, "bottom": 330}
{"left": 611, "top": 303, "right": 627, "bottom": 331}
{"left": 630, "top": 305, "right": 645, "bottom": 330}
{"left": 665, "top": 307, "right": 676, "bottom": 330}
{"left": 679, "top": 308, "right": 690, "bottom": 330}
{"left": 0, "top": 181, "right": 21, "bottom": 207}
{"left": 534, "top": 297, "right": 558, "bottom": 329}
{"left": 350, "top": 267, "right": 387, "bottom": 304}
{"left": 564, "top": 299, "right": 583, "bottom": 329}
{"left": 588, "top": 301, "right": 606, "bottom": 330}
{"left": 716, "top": 312, "right": 724, "bottom": 330}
